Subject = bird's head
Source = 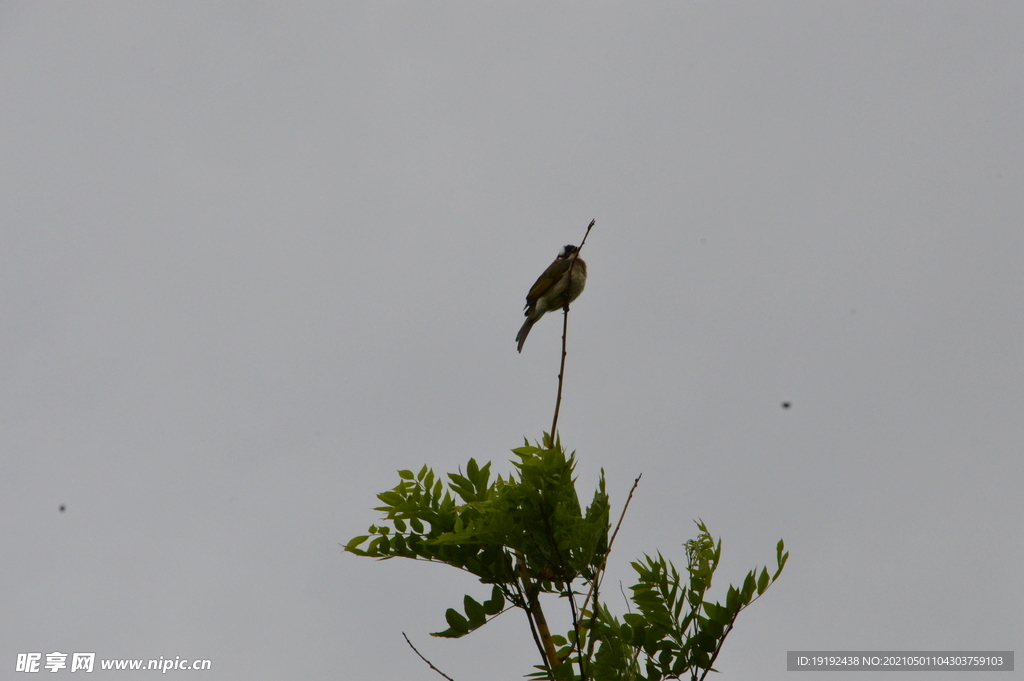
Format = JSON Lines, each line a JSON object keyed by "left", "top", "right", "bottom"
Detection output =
{"left": 558, "top": 244, "right": 579, "bottom": 259}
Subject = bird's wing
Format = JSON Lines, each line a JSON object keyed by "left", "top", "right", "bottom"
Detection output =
{"left": 525, "top": 258, "right": 571, "bottom": 306}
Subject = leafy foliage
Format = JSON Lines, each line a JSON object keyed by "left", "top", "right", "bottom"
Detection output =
{"left": 574, "top": 521, "right": 787, "bottom": 680}
{"left": 346, "top": 437, "right": 787, "bottom": 680}
{"left": 346, "top": 437, "right": 610, "bottom": 638}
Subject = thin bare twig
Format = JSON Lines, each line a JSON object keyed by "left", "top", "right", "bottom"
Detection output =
{"left": 581, "top": 473, "right": 641, "bottom": 616}
{"left": 576, "top": 219, "right": 596, "bottom": 252}
{"left": 550, "top": 310, "right": 570, "bottom": 441}
{"left": 619, "top": 580, "right": 631, "bottom": 611}
{"left": 549, "top": 219, "right": 595, "bottom": 440}
{"left": 403, "top": 632, "right": 456, "bottom": 681}
{"left": 580, "top": 474, "right": 642, "bottom": 675}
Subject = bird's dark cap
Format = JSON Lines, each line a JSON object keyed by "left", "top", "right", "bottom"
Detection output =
{"left": 559, "top": 244, "right": 579, "bottom": 257}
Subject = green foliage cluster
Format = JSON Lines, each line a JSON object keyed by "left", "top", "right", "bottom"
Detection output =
{"left": 346, "top": 437, "right": 787, "bottom": 680}
{"left": 346, "top": 439, "right": 609, "bottom": 636}
{"left": 574, "top": 525, "right": 787, "bottom": 680}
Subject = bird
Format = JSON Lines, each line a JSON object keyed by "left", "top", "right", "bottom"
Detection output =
{"left": 516, "top": 244, "right": 587, "bottom": 353}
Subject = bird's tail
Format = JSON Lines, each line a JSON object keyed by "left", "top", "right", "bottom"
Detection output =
{"left": 516, "top": 317, "right": 535, "bottom": 353}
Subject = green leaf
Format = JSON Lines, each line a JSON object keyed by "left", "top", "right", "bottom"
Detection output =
{"left": 464, "top": 595, "right": 486, "bottom": 627}
{"left": 377, "top": 491, "right": 403, "bottom": 507}
{"left": 774, "top": 541, "right": 789, "bottom": 579}
{"left": 393, "top": 518, "right": 407, "bottom": 532}
{"left": 671, "top": 652, "right": 687, "bottom": 676}
{"left": 344, "top": 535, "right": 369, "bottom": 553}
{"left": 742, "top": 571, "right": 756, "bottom": 601}
{"left": 710, "top": 601, "right": 735, "bottom": 625}
{"left": 391, "top": 533, "right": 407, "bottom": 554}
{"left": 398, "top": 469, "right": 414, "bottom": 480}
{"left": 623, "top": 613, "right": 646, "bottom": 627}
{"left": 448, "top": 473, "right": 471, "bottom": 489}
{"left": 483, "top": 585, "right": 505, "bottom": 615}
{"left": 445, "top": 608, "right": 469, "bottom": 633}
{"left": 726, "top": 585, "right": 739, "bottom": 612}
{"left": 410, "top": 517, "right": 424, "bottom": 534}
{"left": 757, "top": 567, "right": 770, "bottom": 595}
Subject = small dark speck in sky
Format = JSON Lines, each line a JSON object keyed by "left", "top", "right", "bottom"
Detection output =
{"left": 781, "top": 402, "right": 791, "bottom": 409}
{"left": 59, "top": 505, "right": 65, "bottom": 512}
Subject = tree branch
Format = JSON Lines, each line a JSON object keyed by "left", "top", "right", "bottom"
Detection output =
{"left": 549, "top": 219, "right": 594, "bottom": 442}
{"left": 581, "top": 473, "right": 641, "bottom": 616}
{"left": 403, "top": 632, "right": 456, "bottom": 681}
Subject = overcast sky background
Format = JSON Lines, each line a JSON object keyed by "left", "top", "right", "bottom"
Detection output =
{"left": 2, "top": 3, "right": 1021, "bottom": 679}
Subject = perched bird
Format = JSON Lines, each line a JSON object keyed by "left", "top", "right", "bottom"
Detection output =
{"left": 516, "top": 244, "right": 587, "bottom": 353}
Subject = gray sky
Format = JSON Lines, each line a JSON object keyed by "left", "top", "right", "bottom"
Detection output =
{"left": 2, "top": 3, "right": 1021, "bottom": 679}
